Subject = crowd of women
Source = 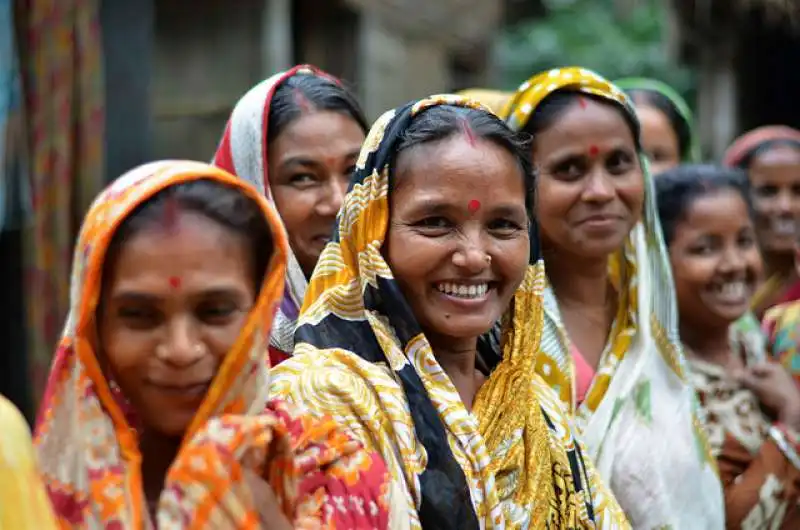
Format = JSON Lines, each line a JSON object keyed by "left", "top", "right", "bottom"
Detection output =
{"left": 2, "top": 62, "right": 800, "bottom": 529}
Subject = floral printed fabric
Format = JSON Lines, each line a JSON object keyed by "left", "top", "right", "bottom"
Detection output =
{"left": 271, "top": 94, "right": 630, "bottom": 529}
{"left": 764, "top": 301, "right": 800, "bottom": 386}
{"left": 33, "top": 160, "right": 390, "bottom": 529}
{"left": 500, "top": 67, "right": 725, "bottom": 529}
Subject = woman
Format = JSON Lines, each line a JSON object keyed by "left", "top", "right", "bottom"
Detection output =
{"left": 270, "top": 95, "right": 629, "bottom": 529}
{"left": 724, "top": 126, "right": 800, "bottom": 317}
{"left": 213, "top": 65, "right": 368, "bottom": 364}
{"left": 455, "top": 88, "right": 512, "bottom": 116}
{"left": 33, "top": 160, "right": 391, "bottom": 528}
{"left": 500, "top": 67, "right": 724, "bottom": 528}
{"left": 763, "top": 244, "right": 800, "bottom": 384}
{"left": 0, "top": 394, "right": 56, "bottom": 528}
{"left": 656, "top": 163, "right": 800, "bottom": 528}
{"left": 615, "top": 77, "right": 699, "bottom": 174}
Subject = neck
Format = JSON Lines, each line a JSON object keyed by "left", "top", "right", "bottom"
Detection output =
{"left": 681, "top": 321, "right": 731, "bottom": 365}
{"left": 428, "top": 335, "right": 480, "bottom": 409}
{"left": 140, "top": 429, "right": 182, "bottom": 506}
{"left": 546, "top": 248, "right": 610, "bottom": 307}
{"left": 762, "top": 251, "right": 796, "bottom": 278}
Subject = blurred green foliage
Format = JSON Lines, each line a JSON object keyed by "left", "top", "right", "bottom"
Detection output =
{"left": 494, "top": 0, "right": 694, "bottom": 97}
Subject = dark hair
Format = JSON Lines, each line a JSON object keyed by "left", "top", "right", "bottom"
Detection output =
{"left": 735, "top": 139, "right": 800, "bottom": 170}
{"left": 627, "top": 89, "right": 692, "bottom": 160}
{"left": 105, "top": 179, "right": 273, "bottom": 291}
{"left": 522, "top": 91, "right": 642, "bottom": 152}
{"left": 655, "top": 164, "right": 753, "bottom": 245}
{"left": 394, "top": 105, "right": 536, "bottom": 216}
{"left": 268, "top": 73, "right": 369, "bottom": 143}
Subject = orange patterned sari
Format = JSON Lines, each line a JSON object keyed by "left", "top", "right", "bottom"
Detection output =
{"left": 33, "top": 160, "right": 391, "bottom": 529}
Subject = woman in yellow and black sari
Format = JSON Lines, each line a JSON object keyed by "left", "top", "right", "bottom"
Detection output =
{"left": 270, "top": 94, "right": 629, "bottom": 528}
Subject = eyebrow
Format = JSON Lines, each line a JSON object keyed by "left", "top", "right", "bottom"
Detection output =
{"left": 408, "top": 200, "right": 526, "bottom": 217}
{"left": 110, "top": 286, "right": 244, "bottom": 304}
{"left": 280, "top": 150, "right": 361, "bottom": 169}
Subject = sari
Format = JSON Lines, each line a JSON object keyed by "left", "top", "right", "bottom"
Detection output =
{"left": 455, "top": 88, "right": 512, "bottom": 116}
{"left": 0, "top": 394, "right": 56, "bottom": 529}
{"left": 724, "top": 126, "right": 800, "bottom": 316}
{"left": 764, "top": 301, "right": 800, "bottom": 386}
{"left": 213, "top": 64, "right": 349, "bottom": 364}
{"left": 33, "top": 160, "right": 390, "bottom": 528}
{"left": 615, "top": 77, "right": 700, "bottom": 163}
{"left": 270, "top": 94, "right": 629, "bottom": 529}
{"left": 500, "top": 67, "right": 725, "bottom": 529}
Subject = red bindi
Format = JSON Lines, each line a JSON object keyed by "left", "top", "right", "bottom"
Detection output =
{"left": 169, "top": 276, "right": 181, "bottom": 289}
{"left": 468, "top": 199, "right": 481, "bottom": 214}
{"left": 578, "top": 97, "right": 587, "bottom": 109}
{"left": 588, "top": 145, "right": 600, "bottom": 156}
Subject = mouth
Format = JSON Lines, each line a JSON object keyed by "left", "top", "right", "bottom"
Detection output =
{"left": 146, "top": 380, "right": 211, "bottom": 398}
{"left": 435, "top": 281, "right": 492, "bottom": 301}
{"left": 704, "top": 279, "right": 752, "bottom": 307}
{"left": 770, "top": 217, "right": 797, "bottom": 237}
{"left": 578, "top": 214, "right": 623, "bottom": 228}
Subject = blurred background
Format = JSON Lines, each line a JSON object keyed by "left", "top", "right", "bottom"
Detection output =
{"left": 1, "top": 0, "right": 798, "bottom": 422}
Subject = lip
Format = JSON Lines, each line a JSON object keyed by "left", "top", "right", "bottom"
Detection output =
{"left": 146, "top": 379, "right": 211, "bottom": 397}
{"left": 578, "top": 214, "right": 623, "bottom": 226}
{"left": 432, "top": 280, "right": 495, "bottom": 308}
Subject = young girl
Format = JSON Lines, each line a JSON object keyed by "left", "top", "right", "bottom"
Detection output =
{"left": 657, "top": 163, "right": 800, "bottom": 528}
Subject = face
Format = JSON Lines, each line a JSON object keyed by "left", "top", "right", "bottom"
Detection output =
{"left": 669, "top": 189, "right": 762, "bottom": 329}
{"left": 535, "top": 98, "right": 645, "bottom": 259}
{"left": 634, "top": 101, "right": 681, "bottom": 175}
{"left": 268, "top": 111, "right": 365, "bottom": 277}
{"left": 99, "top": 210, "right": 257, "bottom": 437}
{"left": 748, "top": 145, "right": 800, "bottom": 252}
{"left": 385, "top": 135, "right": 530, "bottom": 347}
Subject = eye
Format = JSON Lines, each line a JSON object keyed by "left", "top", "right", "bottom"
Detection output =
{"left": 196, "top": 302, "right": 238, "bottom": 325}
{"left": 289, "top": 173, "right": 317, "bottom": 187}
{"left": 412, "top": 216, "right": 453, "bottom": 236}
{"left": 549, "top": 157, "right": 585, "bottom": 181}
{"left": 791, "top": 184, "right": 800, "bottom": 197}
{"left": 755, "top": 185, "right": 778, "bottom": 198}
{"left": 488, "top": 218, "right": 525, "bottom": 237}
{"left": 606, "top": 149, "right": 635, "bottom": 175}
{"left": 345, "top": 165, "right": 357, "bottom": 177}
{"left": 738, "top": 230, "right": 757, "bottom": 248}
{"left": 117, "top": 306, "right": 160, "bottom": 330}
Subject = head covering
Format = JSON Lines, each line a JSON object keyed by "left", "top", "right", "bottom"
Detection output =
{"left": 500, "top": 67, "right": 725, "bottom": 529}
{"left": 0, "top": 394, "right": 56, "bottom": 529}
{"left": 615, "top": 77, "right": 700, "bottom": 162}
{"left": 271, "top": 95, "right": 629, "bottom": 529}
{"left": 212, "top": 64, "right": 356, "bottom": 359}
{"left": 723, "top": 125, "right": 800, "bottom": 168}
{"left": 454, "top": 88, "right": 512, "bottom": 115}
{"left": 33, "top": 160, "right": 390, "bottom": 528}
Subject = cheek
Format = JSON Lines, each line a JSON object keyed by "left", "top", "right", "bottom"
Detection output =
{"left": 271, "top": 188, "right": 318, "bottom": 234}
{"left": 99, "top": 325, "right": 153, "bottom": 379}
{"left": 536, "top": 180, "right": 575, "bottom": 233}
{"left": 616, "top": 174, "right": 645, "bottom": 214}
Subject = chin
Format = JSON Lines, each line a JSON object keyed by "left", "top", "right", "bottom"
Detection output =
{"left": 428, "top": 318, "right": 498, "bottom": 342}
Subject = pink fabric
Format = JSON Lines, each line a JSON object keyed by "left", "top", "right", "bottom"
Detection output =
{"left": 572, "top": 345, "right": 595, "bottom": 405}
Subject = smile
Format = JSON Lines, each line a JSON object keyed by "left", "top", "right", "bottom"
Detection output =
{"left": 436, "top": 282, "right": 489, "bottom": 299}
{"left": 771, "top": 218, "right": 797, "bottom": 236}
{"left": 705, "top": 280, "right": 750, "bottom": 305}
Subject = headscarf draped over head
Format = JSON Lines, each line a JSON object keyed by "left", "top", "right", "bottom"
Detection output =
{"left": 723, "top": 125, "right": 800, "bottom": 168}
{"left": 271, "top": 95, "right": 629, "bottom": 529}
{"left": 615, "top": 77, "right": 701, "bottom": 162}
{"left": 33, "top": 161, "right": 390, "bottom": 529}
{"left": 455, "top": 88, "right": 512, "bottom": 116}
{"left": 213, "top": 64, "right": 350, "bottom": 360}
{"left": 500, "top": 67, "right": 725, "bottom": 529}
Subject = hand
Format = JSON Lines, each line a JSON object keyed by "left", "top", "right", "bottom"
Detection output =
{"left": 736, "top": 362, "right": 800, "bottom": 429}
{"left": 243, "top": 469, "right": 293, "bottom": 530}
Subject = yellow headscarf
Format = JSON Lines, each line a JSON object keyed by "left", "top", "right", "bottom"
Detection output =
{"left": 455, "top": 88, "right": 513, "bottom": 115}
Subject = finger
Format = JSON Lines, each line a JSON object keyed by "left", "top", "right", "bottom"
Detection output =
{"left": 748, "top": 363, "right": 777, "bottom": 378}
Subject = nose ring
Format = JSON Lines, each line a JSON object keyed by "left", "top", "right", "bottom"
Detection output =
{"left": 485, "top": 255, "right": 492, "bottom": 264}
{"left": 194, "top": 344, "right": 204, "bottom": 356}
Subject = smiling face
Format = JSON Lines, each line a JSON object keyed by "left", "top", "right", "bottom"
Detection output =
{"left": 534, "top": 97, "right": 645, "bottom": 259}
{"left": 748, "top": 145, "right": 800, "bottom": 253}
{"left": 669, "top": 189, "right": 762, "bottom": 329}
{"left": 634, "top": 102, "right": 681, "bottom": 175}
{"left": 385, "top": 135, "right": 530, "bottom": 348}
{"left": 268, "top": 111, "right": 365, "bottom": 276}
{"left": 99, "top": 210, "right": 257, "bottom": 437}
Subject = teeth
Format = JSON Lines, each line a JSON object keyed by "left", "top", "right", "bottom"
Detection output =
{"left": 772, "top": 218, "right": 797, "bottom": 236}
{"left": 436, "top": 282, "right": 489, "bottom": 299}
{"left": 714, "top": 281, "right": 746, "bottom": 302}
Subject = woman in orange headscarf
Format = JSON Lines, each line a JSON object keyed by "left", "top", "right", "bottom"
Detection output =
{"left": 33, "top": 160, "right": 392, "bottom": 528}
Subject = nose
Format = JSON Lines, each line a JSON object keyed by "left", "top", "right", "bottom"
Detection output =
{"left": 776, "top": 189, "right": 793, "bottom": 215}
{"left": 160, "top": 317, "right": 204, "bottom": 367}
{"left": 316, "top": 176, "right": 349, "bottom": 217}
{"left": 718, "top": 244, "right": 746, "bottom": 275}
{"left": 581, "top": 168, "right": 615, "bottom": 204}
{"left": 452, "top": 232, "right": 490, "bottom": 274}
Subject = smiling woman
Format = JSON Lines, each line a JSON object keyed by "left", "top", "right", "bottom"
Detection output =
{"left": 270, "top": 95, "right": 629, "bottom": 529}
{"left": 656, "top": 164, "right": 800, "bottom": 528}
{"left": 213, "top": 64, "right": 368, "bottom": 363}
{"left": 33, "top": 161, "right": 391, "bottom": 529}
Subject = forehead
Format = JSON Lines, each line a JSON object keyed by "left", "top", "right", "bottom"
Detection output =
{"left": 272, "top": 111, "right": 364, "bottom": 157}
{"left": 751, "top": 144, "right": 800, "bottom": 169}
{"left": 681, "top": 189, "right": 751, "bottom": 229}
{"left": 536, "top": 98, "right": 636, "bottom": 149}
{"left": 394, "top": 136, "right": 525, "bottom": 197}
{"left": 107, "top": 211, "right": 253, "bottom": 290}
